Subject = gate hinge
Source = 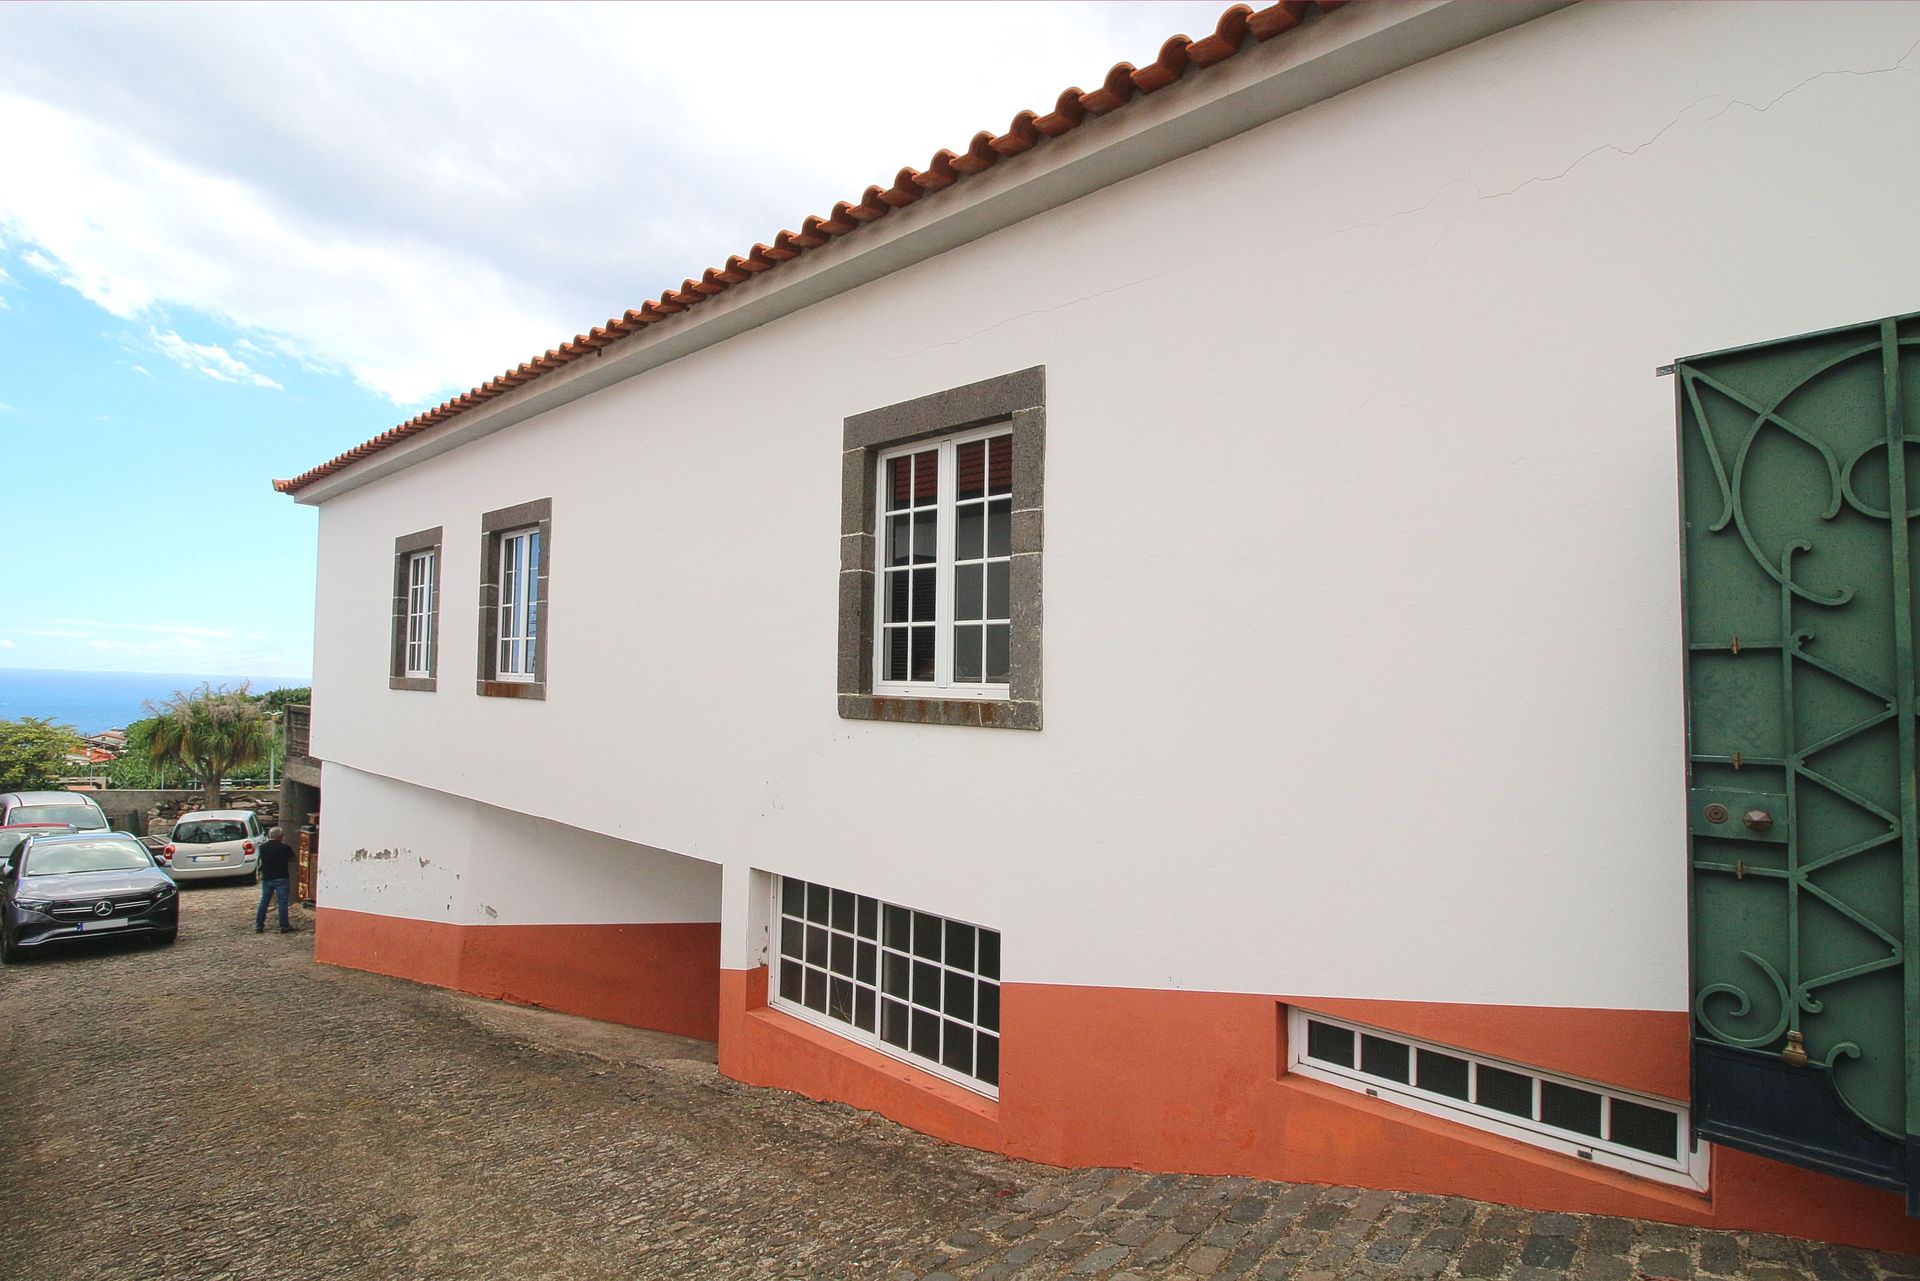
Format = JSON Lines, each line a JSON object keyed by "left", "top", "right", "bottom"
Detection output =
{"left": 1655, "top": 364, "right": 1676, "bottom": 378}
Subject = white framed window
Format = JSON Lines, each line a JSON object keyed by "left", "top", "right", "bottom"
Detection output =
{"left": 404, "top": 549, "right": 436, "bottom": 678}
{"left": 771, "top": 877, "right": 1001, "bottom": 1097}
{"left": 496, "top": 528, "right": 540, "bottom": 680}
{"left": 1287, "top": 1009, "right": 1707, "bottom": 1190}
{"left": 873, "top": 428, "right": 1013, "bottom": 700}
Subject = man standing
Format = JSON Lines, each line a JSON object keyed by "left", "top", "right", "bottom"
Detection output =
{"left": 255, "top": 826, "right": 297, "bottom": 934}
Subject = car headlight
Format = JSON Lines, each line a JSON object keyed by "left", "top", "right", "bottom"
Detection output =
{"left": 153, "top": 883, "right": 176, "bottom": 900}
{"left": 14, "top": 898, "right": 51, "bottom": 912}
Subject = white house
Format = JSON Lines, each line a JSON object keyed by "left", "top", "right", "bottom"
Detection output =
{"left": 279, "top": 1, "right": 1920, "bottom": 1251}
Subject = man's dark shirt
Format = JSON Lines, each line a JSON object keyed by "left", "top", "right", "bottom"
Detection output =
{"left": 257, "top": 839, "right": 296, "bottom": 881}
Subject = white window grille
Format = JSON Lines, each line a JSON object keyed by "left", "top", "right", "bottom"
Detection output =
{"left": 873, "top": 428, "right": 1013, "bottom": 699}
{"left": 404, "top": 549, "right": 436, "bottom": 677}
{"left": 1287, "top": 1009, "right": 1707, "bottom": 1189}
{"left": 497, "top": 528, "right": 539, "bottom": 680}
{"left": 771, "top": 877, "right": 1001, "bottom": 1097}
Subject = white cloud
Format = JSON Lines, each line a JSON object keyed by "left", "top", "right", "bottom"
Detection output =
{"left": 129, "top": 364, "right": 149, "bottom": 376}
{"left": 0, "top": 639, "right": 14, "bottom": 649}
{"left": 151, "top": 327, "right": 281, "bottom": 389}
{"left": 0, "top": 2, "right": 1225, "bottom": 406}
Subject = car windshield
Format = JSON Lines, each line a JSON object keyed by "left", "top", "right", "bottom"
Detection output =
{"left": 10, "top": 804, "right": 106, "bottom": 830}
{"left": 24, "top": 839, "right": 153, "bottom": 876}
{"left": 173, "top": 820, "right": 248, "bottom": 844}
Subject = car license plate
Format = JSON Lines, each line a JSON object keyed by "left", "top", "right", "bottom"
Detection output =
{"left": 77, "top": 918, "right": 128, "bottom": 931}
{"left": 195, "top": 854, "right": 222, "bottom": 863}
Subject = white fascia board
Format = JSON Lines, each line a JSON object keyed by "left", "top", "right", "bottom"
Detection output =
{"left": 292, "top": 0, "right": 1569, "bottom": 507}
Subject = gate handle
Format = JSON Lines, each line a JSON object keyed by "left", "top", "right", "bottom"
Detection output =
{"left": 1743, "top": 809, "right": 1775, "bottom": 834}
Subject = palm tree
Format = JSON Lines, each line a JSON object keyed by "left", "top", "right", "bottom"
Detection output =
{"left": 146, "top": 684, "right": 274, "bottom": 811}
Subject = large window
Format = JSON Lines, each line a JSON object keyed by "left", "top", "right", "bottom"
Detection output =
{"left": 496, "top": 529, "right": 539, "bottom": 680}
{"left": 389, "top": 526, "right": 442, "bottom": 691}
{"left": 772, "top": 877, "right": 1001, "bottom": 1097}
{"left": 839, "top": 367, "right": 1044, "bottom": 730}
{"left": 404, "top": 549, "right": 437, "bottom": 678}
{"left": 1287, "top": 1009, "right": 1706, "bottom": 1189}
{"left": 874, "top": 430, "right": 1013, "bottom": 697}
{"left": 477, "top": 499, "right": 551, "bottom": 698}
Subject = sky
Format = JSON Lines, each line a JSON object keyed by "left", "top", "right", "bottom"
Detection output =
{"left": 0, "top": 0, "right": 1227, "bottom": 680}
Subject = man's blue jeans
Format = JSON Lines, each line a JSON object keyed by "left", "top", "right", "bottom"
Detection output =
{"left": 257, "top": 877, "right": 292, "bottom": 931}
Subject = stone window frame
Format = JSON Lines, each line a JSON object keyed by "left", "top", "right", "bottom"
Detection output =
{"left": 476, "top": 498, "right": 552, "bottom": 700}
{"left": 388, "top": 526, "right": 442, "bottom": 692}
{"left": 839, "top": 367, "right": 1044, "bottom": 731}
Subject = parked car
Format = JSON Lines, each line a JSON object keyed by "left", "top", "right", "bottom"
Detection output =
{"left": 0, "top": 791, "right": 110, "bottom": 832}
{"left": 162, "top": 810, "right": 262, "bottom": 882}
{"left": 0, "top": 830, "right": 178, "bottom": 961}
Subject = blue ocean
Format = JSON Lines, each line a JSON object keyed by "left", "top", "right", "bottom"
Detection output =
{"left": 0, "top": 668, "right": 310, "bottom": 735}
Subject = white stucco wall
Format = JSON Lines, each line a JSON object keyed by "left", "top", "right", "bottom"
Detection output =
{"left": 318, "top": 765, "right": 721, "bottom": 926}
{"left": 308, "top": 1, "right": 1920, "bottom": 1008}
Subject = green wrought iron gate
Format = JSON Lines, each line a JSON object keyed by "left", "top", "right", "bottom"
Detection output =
{"left": 1679, "top": 312, "right": 1919, "bottom": 1213}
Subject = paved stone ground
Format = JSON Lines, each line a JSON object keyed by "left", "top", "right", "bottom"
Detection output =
{"left": 0, "top": 882, "right": 1914, "bottom": 1281}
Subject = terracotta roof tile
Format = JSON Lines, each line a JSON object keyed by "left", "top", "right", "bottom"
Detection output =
{"left": 275, "top": 1, "right": 1338, "bottom": 495}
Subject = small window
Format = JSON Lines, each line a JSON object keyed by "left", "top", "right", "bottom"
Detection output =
{"left": 1288, "top": 1009, "right": 1705, "bottom": 1189}
{"left": 477, "top": 499, "right": 551, "bottom": 698}
{"left": 772, "top": 876, "right": 1000, "bottom": 1097}
{"left": 495, "top": 529, "right": 540, "bottom": 680}
{"left": 389, "top": 527, "right": 442, "bottom": 690}
{"left": 404, "top": 549, "right": 437, "bottom": 677}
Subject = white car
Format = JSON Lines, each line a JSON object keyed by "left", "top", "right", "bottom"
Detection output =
{"left": 0, "top": 791, "right": 110, "bottom": 832}
{"left": 162, "top": 810, "right": 263, "bottom": 882}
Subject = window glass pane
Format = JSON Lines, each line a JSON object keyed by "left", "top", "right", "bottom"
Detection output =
{"left": 954, "top": 627, "right": 982, "bottom": 683}
{"left": 882, "top": 950, "right": 910, "bottom": 997}
{"left": 780, "top": 919, "right": 802, "bottom": 959}
{"left": 912, "top": 961, "right": 941, "bottom": 1010}
{"left": 977, "top": 982, "right": 999, "bottom": 1032}
{"left": 910, "top": 569, "right": 936, "bottom": 622}
{"left": 888, "top": 456, "right": 912, "bottom": 511}
{"left": 942, "top": 1020, "right": 973, "bottom": 1074}
{"left": 887, "top": 514, "right": 913, "bottom": 567}
{"left": 943, "top": 970, "right": 975, "bottom": 1023}
{"left": 978, "top": 930, "right": 1000, "bottom": 980}
{"left": 944, "top": 921, "right": 976, "bottom": 971}
{"left": 804, "top": 968, "right": 828, "bottom": 1013}
{"left": 1305, "top": 1020, "right": 1354, "bottom": 1067}
{"left": 912, "top": 450, "right": 938, "bottom": 505}
{"left": 911, "top": 1008, "right": 940, "bottom": 1060}
{"left": 886, "top": 571, "right": 911, "bottom": 623}
{"left": 957, "top": 439, "right": 987, "bottom": 501}
{"left": 806, "top": 884, "right": 830, "bottom": 925}
{"left": 1541, "top": 1082, "right": 1604, "bottom": 1139}
{"left": 955, "top": 565, "right": 983, "bottom": 621}
{"left": 910, "top": 627, "right": 934, "bottom": 682}
{"left": 1610, "top": 1100, "right": 1678, "bottom": 1159}
{"left": 828, "top": 978, "right": 854, "bottom": 1024}
{"left": 855, "top": 941, "right": 876, "bottom": 985}
{"left": 831, "top": 888, "right": 854, "bottom": 932}
{"left": 988, "top": 434, "right": 1013, "bottom": 495}
{"left": 830, "top": 932, "right": 853, "bottom": 976}
{"left": 987, "top": 499, "right": 1011, "bottom": 557}
{"left": 779, "top": 963, "right": 803, "bottom": 1003}
{"left": 806, "top": 925, "right": 827, "bottom": 967}
{"left": 882, "top": 999, "right": 910, "bottom": 1048}
{"left": 955, "top": 504, "right": 983, "bottom": 560}
{"left": 1417, "top": 1049, "right": 1470, "bottom": 1100}
{"left": 782, "top": 878, "right": 804, "bottom": 916}
{"left": 986, "top": 563, "right": 1009, "bottom": 620}
{"left": 1476, "top": 1065, "right": 1533, "bottom": 1118}
{"left": 854, "top": 987, "right": 876, "bottom": 1033}
{"left": 1360, "top": 1035, "right": 1411, "bottom": 1083}
{"left": 884, "top": 904, "right": 911, "bottom": 950}
{"left": 886, "top": 629, "right": 909, "bottom": 682}
{"left": 857, "top": 896, "right": 879, "bottom": 939}
{"left": 985, "top": 625, "right": 1010, "bottom": 682}
{"left": 912, "top": 511, "right": 936, "bottom": 563}
{"left": 977, "top": 1032, "right": 999, "bottom": 1086}
{"left": 913, "top": 912, "right": 942, "bottom": 961}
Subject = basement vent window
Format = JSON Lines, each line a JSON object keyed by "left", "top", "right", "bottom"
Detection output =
{"left": 1286, "top": 1010, "right": 1706, "bottom": 1189}
{"left": 771, "top": 877, "right": 1000, "bottom": 1097}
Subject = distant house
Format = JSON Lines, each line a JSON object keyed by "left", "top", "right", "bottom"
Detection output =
{"left": 276, "top": 1, "right": 1920, "bottom": 1251}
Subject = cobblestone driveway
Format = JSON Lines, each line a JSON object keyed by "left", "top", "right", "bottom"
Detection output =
{"left": 2, "top": 882, "right": 1914, "bottom": 1280}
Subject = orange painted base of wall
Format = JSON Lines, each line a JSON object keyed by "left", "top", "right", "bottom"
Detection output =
{"left": 718, "top": 969, "right": 1920, "bottom": 1254}
{"left": 316, "top": 907, "right": 720, "bottom": 1041}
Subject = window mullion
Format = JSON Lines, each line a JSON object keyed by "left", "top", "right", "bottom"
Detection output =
{"left": 935, "top": 439, "right": 956, "bottom": 688}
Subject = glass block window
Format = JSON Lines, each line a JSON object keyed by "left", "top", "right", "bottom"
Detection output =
{"left": 1285, "top": 1009, "right": 1705, "bottom": 1188}
{"left": 497, "top": 528, "right": 540, "bottom": 680}
{"left": 772, "top": 877, "right": 1001, "bottom": 1097}
{"left": 404, "top": 549, "right": 437, "bottom": 678}
{"left": 874, "top": 428, "right": 1013, "bottom": 699}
